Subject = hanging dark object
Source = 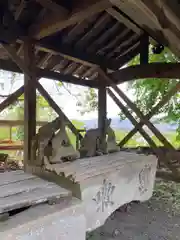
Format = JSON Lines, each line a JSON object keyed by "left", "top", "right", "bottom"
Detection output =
{"left": 152, "top": 44, "right": 164, "bottom": 54}
{"left": 0, "top": 1, "right": 24, "bottom": 44}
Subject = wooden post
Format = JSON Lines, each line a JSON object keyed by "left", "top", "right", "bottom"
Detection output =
{"left": 98, "top": 83, "right": 107, "bottom": 152}
{"left": 140, "top": 34, "right": 149, "bottom": 64}
{"left": 23, "top": 40, "right": 36, "bottom": 169}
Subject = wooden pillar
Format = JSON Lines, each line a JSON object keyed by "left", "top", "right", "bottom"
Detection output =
{"left": 98, "top": 83, "right": 107, "bottom": 152}
{"left": 140, "top": 34, "right": 149, "bottom": 64}
{"left": 23, "top": 40, "right": 36, "bottom": 169}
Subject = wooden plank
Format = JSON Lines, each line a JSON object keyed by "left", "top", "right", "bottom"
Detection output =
{"left": 38, "top": 40, "right": 124, "bottom": 71}
{"left": 87, "top": 22, "right": 120, "bottom": 53}
{"left": 107, "top": 34, "right": 140, "bottom": 58}
{"left": 0, "top": 145, "right": 23, "bottom": 150}
{"left": 0, "top": 178, "right": 57, "bottom": 198}
{"left": 110, "top": 0, "right": 180, "bottom": 57}
{"left": 0, "top": 120, "right": 47, "bottom": 127}
{"left": 0, "top": 172, "right": 37, "bottom": 187}
{"left": 30, "top": 0, "right": 112, "bottom": 39}
{"left": 75, "top": 13, "right": 110, "bottom": 49}
{"left": 23, "top": 40, "right": 37, "bottom": 166}
{"left": 0, "top": 184, "right": 70, "bottom": 214}
{"left": 106, "top": 7, "right": 141, "bottom": 35}
{"left": 116, "top": 43, "right": 141, "bottom": 68}
{"left": 110, "top": 62, "right": 180, "bottom": 84}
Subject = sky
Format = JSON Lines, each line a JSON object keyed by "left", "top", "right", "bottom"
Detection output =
{"left": 0, "top": 71, "right": 132, "bottom": 120}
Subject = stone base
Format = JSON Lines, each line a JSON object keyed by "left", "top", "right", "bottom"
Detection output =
{"left": 0, "top": 198, "right": 86, "bottom": 240}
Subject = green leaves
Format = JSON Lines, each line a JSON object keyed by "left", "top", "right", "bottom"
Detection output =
{"left": 76, "top": 88, "right": 98, "bottom": 115}
{"left": 125, "top": 44, "right": 180, "bottom": 142}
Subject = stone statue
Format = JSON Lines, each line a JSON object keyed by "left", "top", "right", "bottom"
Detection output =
{"left": 79, "top": 118, "right": 119, "bottom": 158}
{"left": 32, "top": 117, "right": 80, "bottom": 168}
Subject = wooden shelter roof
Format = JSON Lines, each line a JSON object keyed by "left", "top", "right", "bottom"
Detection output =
{"left": 0, "top": 1, "right": 180, "bottom": 86}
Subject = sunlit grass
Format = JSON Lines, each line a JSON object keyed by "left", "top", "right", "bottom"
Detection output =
{"left": 0, "top": 123, "right": 178, "bottom": 160}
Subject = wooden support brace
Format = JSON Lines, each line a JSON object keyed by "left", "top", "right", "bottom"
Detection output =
{"left": 2, "top": 44, "right": 83, "bottom": 141}
{"left": 0, "top": 87, "right": 24, "bottom": 113}
{"left": 107, "top": 88, "right": 180, "bottom": 176}
{"left": 37, "top": 83, "right": 83, "bottom": 140}
{"left": 0, "top": 53, "right": 57, "bottom": 120}
{"left": 99, "top": 69, "right": 179, "bottom": 160}
{"left": 119, "top": 82, "right": 180, "bottom": 148}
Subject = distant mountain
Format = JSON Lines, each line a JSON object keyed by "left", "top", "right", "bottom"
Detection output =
{"left": 81, "top": 117, "right": 177, "bottom": 133}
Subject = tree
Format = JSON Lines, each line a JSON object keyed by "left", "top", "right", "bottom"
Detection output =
{"left": 123, "top": 45, "right": 180, "bottom": 140}
{"left": 76, "top": 88, "right": 98, "bottom": 115}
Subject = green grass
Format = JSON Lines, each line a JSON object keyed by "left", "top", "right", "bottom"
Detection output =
{"left": 0, "top": 124, "right": 179, "bottom": 159}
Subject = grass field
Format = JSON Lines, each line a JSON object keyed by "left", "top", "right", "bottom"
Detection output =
{"left": 0, "top": 124, "right": 178, "bottom": 160}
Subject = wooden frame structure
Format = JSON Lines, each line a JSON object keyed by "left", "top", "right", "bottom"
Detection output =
{"left": 0, "top": 0, "right": 180, "bottom": 180}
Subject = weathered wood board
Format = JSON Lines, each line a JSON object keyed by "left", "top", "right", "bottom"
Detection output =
{"left": 0, "top": 171, "right": 71, "bottom": 214}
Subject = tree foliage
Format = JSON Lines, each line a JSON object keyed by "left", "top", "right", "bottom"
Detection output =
{"left": 76, "top": 88, "right": 98, "bottom": 115}
{"left": 123, "top": 45, "right": 180, "bottom": 140}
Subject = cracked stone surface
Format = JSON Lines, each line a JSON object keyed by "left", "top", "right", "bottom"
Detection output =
{"left": 87, "top": 181, "right": 180, "bottom": 240}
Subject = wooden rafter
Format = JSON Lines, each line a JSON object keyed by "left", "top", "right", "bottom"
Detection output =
{"left": 106, "top": 7, "right": 141, "bottom": 35}
{"left": 30, "top": 0, "right": 112, "bottom": 39}
{"left": 38, "top": 40, "right": 123, "bottom": 70}
{"left": 0, "top": 58, "right": 98, "bottom": 88}
{"left": 109, "top": 0, "right": 180, "bottom": 57}
{"left": 35, "top": 0, "right": 68, "bottom": 14}
{"left": 110, "top": 62, "right": 180, "bottom": 84}
{"left": 87, "top": 22, "right": 120, "bottom": 53}
{"left": 75, "top": 12, "right": 110, "bottom": 49}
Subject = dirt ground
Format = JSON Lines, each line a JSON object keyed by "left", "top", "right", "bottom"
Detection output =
{"left": 87, "top": 180, "right": 180, "bottom": 240}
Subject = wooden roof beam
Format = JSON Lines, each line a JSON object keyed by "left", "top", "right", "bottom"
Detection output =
{"left": 35, "top": 0, "right": 68, "bottom": 15}
{"left": 30, "top": 0, "right": 112, "bottom": 39}
{"left": 0, "top": 58, "right": 99, "bottom": 88}
{"left": 110, "top": 0, "right": 180, "bottom": 56}
{"left": 110, "top": 62, "right": 180, "bottom": 84}
{"left": 15, "top": 0, "right": 26, "bottom": 20}
{"left": 38, "top": 40, "right": 124, "bottom": 70}
{"left": 106, "top": 7, "right": 141, "bottom": 35}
